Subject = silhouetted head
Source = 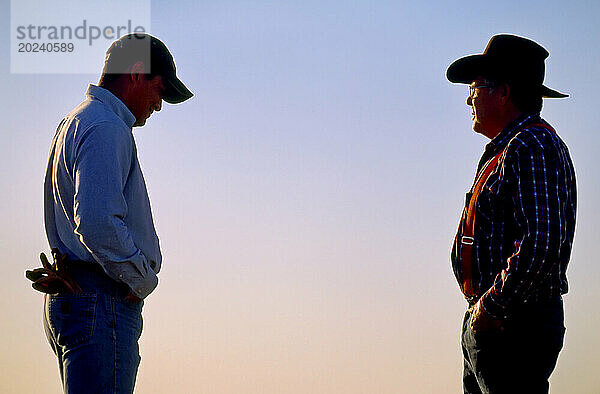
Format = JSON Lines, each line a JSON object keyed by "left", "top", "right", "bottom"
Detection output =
{"left": 99, "top": 33, "right": 193, "bottom": 126}
{"left": 447, "top": 34, "right": 567, "bottom": 138}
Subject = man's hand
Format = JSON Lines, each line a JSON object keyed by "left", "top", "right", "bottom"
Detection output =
{"left": 124, "top": 291, "right": 143, "bottom": 304}
{"left": 25, "top": 250, "right": 82, "bottom": 294}
{"left": 470, "top": 299, "right": 503, "bottom": 334}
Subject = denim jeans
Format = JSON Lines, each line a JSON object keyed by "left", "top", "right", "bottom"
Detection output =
{"left": 43, "top": 264, "right": 144, "bottom": 394}
{"left": 461, "top": 297, "right": 565, "bottom": 394}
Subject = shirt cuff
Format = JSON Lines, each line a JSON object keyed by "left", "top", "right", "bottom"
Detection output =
{"left": 98, "top": 252, "right": 159, "bottom": 299}
{"left": 479, "top": 289, "right": 509, "bottom": 320}
{"left": 125, "top": 268, "right": 158, "bottom": 299}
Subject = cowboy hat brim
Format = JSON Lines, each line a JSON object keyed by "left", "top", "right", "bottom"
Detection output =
{"left": 446, "top": 54, "right": 568, "bottom": 98}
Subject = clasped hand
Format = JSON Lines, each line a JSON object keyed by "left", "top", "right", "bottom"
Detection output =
{"left": 470, "top": 300, "right": 503, "bottom": 334}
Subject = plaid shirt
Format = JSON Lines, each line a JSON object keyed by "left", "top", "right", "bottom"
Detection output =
{"left": 451, "top": 113, "right": 577, "bottom": 319}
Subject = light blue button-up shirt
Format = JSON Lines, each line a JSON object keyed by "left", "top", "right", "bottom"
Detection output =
{"left": 44, "top": 84, "right": 161, "bottom": 298}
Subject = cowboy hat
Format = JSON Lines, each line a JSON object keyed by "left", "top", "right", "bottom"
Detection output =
{"left": 447, "top": 34, "right": 567, "bottom": 98}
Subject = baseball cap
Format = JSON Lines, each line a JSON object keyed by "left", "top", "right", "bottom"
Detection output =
{"left": 104, "top": 33, "right": 193, "bottom": 104}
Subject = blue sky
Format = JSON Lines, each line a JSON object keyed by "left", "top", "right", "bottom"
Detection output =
{"left": 1, "top": 1, "right": 599, "bottom": 392}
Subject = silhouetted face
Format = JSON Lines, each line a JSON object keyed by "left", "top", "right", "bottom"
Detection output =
{"left": 466, "top": 77, "right": 499, "bottom": 136}
{"left": 130, "top": 75, "right": 165, "bottom": 127}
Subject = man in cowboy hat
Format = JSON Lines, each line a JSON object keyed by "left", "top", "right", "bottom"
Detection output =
{"left": 447, "top": 34, "right": 576, "bottom": 393}
{"left": 30, "top": 33, "right": 192, "bottom": 393}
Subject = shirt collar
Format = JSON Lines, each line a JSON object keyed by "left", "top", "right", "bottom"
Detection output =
{"left": 85, "top": 84, "right": 136, "bottom": 128}
{"left": 485, "top": 112, "right": 541, "bottom": 154}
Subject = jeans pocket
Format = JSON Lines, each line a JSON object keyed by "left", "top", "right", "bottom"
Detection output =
{"left": 115, "top": 297, "right": 143, "bottom": 340}
{"left": 473, "top": 326, "right": 504, "bottom": 344}
{"left": 470, "top": 317, "right": 506, "bottom": 349}
{"left": 48, "top": 293, "right": 97, "bottom": 348}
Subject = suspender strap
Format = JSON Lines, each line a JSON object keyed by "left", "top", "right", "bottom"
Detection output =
{"left": 460, "top": 148, "right": 506, "bottom": 296}
{"left": 459, "top": 122, "right": 555, "bottom": 297}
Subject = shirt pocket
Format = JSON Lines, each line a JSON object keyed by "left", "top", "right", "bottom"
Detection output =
{"left": 47, "top": 293, "right": 97, "bottom": 348}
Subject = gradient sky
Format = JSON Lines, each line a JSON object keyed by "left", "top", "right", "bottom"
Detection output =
{"left": 1, "top": 0, "right": 599, "bottom": 393}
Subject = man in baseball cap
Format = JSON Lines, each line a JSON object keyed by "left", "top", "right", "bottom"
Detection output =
{"left": 447, "top": 34, "right": 576, "bottom": 393}
{"left": 33, "top": 34, "right": 192, "bottom": 393}
{"left": 103, "top": 33, "right": 193, "bottom": 104}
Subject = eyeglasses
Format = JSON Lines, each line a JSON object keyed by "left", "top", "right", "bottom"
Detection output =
{"left": 468, "top": 84, "right": 493, "bottom": 99}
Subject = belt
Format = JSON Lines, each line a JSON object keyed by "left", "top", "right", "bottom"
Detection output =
{"left": 64, "top": 259, "right": 105, "bottom": 275}
{"left": 63, "top": 259, "right": 131, "bottom": 298}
